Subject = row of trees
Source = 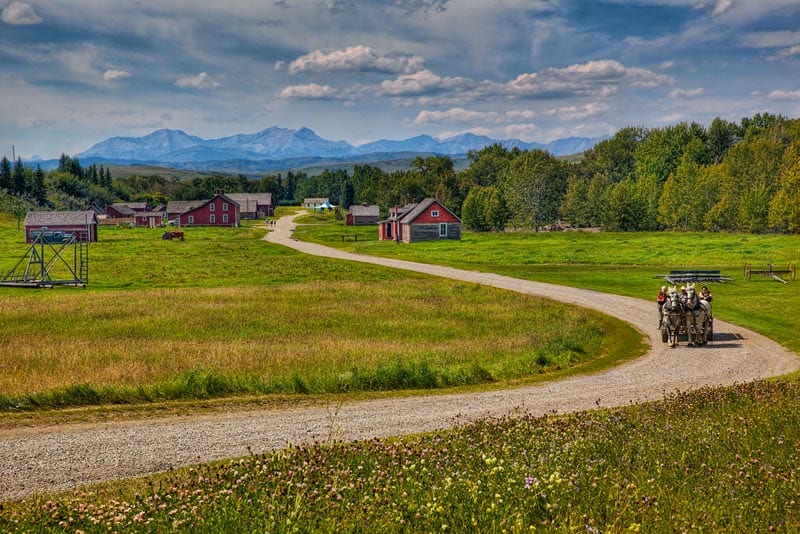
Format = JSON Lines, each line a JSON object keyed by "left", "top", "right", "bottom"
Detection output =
{"left": 3, "top": 112, "right": 799, "bottom": 233}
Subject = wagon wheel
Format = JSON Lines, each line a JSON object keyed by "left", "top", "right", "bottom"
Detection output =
{"left": 661, "top": 328, "right": 668, "bottom": 343}
{"left": 706, "top": 322, "right": 713, "bottom": 343}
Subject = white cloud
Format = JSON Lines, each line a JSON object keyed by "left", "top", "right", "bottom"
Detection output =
{"left": 413, "top": 107, "right": 537, "bottom": 125}
{"left": 1, "top": 1, "right": 41, "bottom": 25}
{"left": 546, "top": 103, "right": 610, "bottom": 121}
{"left": 499, "top": 60, "right": 672, "bottom": 99}
{"left": 742, "top": 30, "right": 800, "bottom": 49}
{"left": 668, "top": 87, "right": 705, "bottom": 99}
{"left": 711, "top": 0, "right": 733, "bottom": 16}
{"left": 103, "top": 69, "right": 131, "bottom": 81}
{"left": 175, "top": 72, "right": 221, "bottom": 89}
{"left": 288, "top": 45, "right": 424, "bottom": 74}
{"left": 278, "top": 83, "right": 338, "bottom": 99}
{"left": 768, "top": 89, "right": 800, "bottom": 101}
{"left": 391, "top": 0, "right": 451, "bottom": 14}
{"left": 380, "top": 69, "right": 475, "bottom": 96}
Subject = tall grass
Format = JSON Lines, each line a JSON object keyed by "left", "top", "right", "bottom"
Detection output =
{"left": 0, "top": 280, "right": 633, "bottom": 410}
{"left": 297, "top": 223, "right": 800, "bottom": 352}
{"left": 5, "top": 378, "right": 799, "bottom": 531}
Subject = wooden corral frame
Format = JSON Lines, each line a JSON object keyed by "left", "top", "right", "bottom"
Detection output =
{"left": 0, "top": 231, "right": 88, "bottom": 288}
{"left": 743, "top": 263, "right": 796, "bottom": 284}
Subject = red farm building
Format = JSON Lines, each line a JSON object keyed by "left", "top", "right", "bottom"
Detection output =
{"left": 23, "top": 210, "right": 98, "bottom": 243}
{"left": 378, "top": 198, "right": 461, "bottom": 243}
{"left": 175, "top": 193, "right": 241, "bottom": 227}
{"left": 225, "top": 193, "right": 274, "bottom": 219}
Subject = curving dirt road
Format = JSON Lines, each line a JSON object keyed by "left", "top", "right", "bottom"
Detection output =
{"left": 0, "top": 214, "right": 797, "bottom": 502}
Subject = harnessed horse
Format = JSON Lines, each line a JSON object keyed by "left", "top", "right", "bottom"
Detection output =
{"left": 661, "top": 286, "right": 684, "bottom": 347}
{"left": 683, "top": 284, "right": 711, "bottom": 346}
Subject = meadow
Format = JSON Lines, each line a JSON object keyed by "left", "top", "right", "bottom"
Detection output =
{"left": 0, "top": 212, "right": 636, "bottom": 413}
{"left": 298, "top": 216, "right": 800, "bottom": 352}
{"left": 3, "top": 211, "right": 800, "bottom": 531}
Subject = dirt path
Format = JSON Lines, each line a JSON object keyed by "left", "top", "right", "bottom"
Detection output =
{"left": 1, "top": 214, "right": 797, "bottom": 502}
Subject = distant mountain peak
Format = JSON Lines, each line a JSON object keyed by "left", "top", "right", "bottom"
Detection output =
{"left": 75, "top": 126, "right": 606, "bottom": 167}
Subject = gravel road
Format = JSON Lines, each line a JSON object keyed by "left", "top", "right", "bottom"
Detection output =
{"left": 1, "top": 214, "right": 797, "bottom": 503}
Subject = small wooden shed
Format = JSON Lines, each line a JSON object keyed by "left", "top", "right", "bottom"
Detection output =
{"left": 24, "top": 210, "right": 98, "bottom": 243}
{"left": 379, "top": 198, "right": 461, "bottom": 243}
{"left": 346, "top": 204, "right": 380, "bottom": 226}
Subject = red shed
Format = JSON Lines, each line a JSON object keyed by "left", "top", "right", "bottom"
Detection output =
{"left": 177, "top": 193, "right": 240, "bottom": 227}
{"left": 379, "top": 198, "right": 461, "bottom": 243}
{"left": 24, "top": 210, "right": 98, "bottom": 243}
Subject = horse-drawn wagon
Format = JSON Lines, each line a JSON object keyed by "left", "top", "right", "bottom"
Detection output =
{"left": 655, "top": 270, "right": 731, "bottom": 348}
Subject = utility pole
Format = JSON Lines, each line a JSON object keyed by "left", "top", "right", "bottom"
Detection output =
{"left": 11, "top": 145, "right": 15, "bottom": 161}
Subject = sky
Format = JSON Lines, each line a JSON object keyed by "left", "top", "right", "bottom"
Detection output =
{"left": 1, "top": 0, "right": 800, "bottom": 160}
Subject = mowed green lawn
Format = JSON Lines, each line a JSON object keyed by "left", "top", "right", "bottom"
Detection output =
{"left": 0, "top": 212, "right": 638, "bottom": 412}
{"left": 298, "top": 216, "right": 800, "bottom": 353}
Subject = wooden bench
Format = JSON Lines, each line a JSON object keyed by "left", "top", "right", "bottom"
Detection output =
{"left": 656, "top": 270, "right": 734, "bottom": 284}
{"left": 341, "top": 234, "right": 358, "bottom": 242}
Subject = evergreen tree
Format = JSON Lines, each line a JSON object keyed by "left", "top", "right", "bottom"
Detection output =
{"left": 0, "top": 156, "right": 10, "bottom": 190}
{"left": 12, "top": 157, "right": 27, "bottom": 196}
{"left": 32, "top": 165, "right": 47, "bottom": 205}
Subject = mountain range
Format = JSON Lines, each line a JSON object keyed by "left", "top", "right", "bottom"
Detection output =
{"left": 58, "top": 126, "right": 607, "bottom": 174}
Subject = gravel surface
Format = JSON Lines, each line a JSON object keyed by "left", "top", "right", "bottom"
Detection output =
{"left": 1, "top": 214, "right": 797, "bottom": 503}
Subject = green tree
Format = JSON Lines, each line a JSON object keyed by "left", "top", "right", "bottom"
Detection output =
{"left": 768, "top": 143, "right": 800, "bottom": 233}
{"left": 634, "top": 122, "right": 707, "bottom": 230}
{"left": 602, "top": 179, "right": 646, "bottom": 231}
{"left": 12, "top": 157, "right": 27, "bottom": 196}
{"left": 0, "top": 156, "right": 11, "bottom": 190}
{"left": 706, "top": 117, "right": 740, "bottom": 163}
{"left": 658, "top": 139, "right": 706, "bottom": 230}
{"left": 461, "top": 185, "right": 507, "bottom": 231}
{"left": 501, "top": 149, "right": 567, "bottom": 231}
{"left": 462, "top": 143, "right": 518, "bottom": 187}
{"left": 579, "top": 126, "right": 644, "bottom": 184}
{"left": 31, "top": 165, "right": 47, "bottom": 206}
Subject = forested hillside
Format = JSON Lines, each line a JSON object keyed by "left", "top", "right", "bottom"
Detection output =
{"left": 2, "top": 113, "right": 799, "bottom": 234}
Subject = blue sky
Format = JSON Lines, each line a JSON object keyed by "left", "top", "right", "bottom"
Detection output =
{"left": 1, "top": 0, "right": 799, "bottom": 160}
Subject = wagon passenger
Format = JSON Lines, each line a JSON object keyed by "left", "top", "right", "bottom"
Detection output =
{"left": 657, "top": 286, "right": 667, "bottom": 328}
{"left": 700, "top": 285, "right": 713, "bottom": 302}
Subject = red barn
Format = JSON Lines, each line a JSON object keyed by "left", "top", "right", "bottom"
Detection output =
{"left": 24, "top": 210, "right": 98, "bottom": 243}
{"left": 177, "top": 193, "right": 240, "bottom": 227}
{"left": 379, "top": 198, "right": 461, "bottom": 243}
{"left": 225, "top": 193, "right": 275, "bottom": 219}
{"left": 134, "top": 211, "right": 166, "bottom": 228}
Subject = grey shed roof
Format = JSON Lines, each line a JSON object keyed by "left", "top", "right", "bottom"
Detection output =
{"left": 225, "top": 193, "right": 273, "bottom": 212}
{"left": 24, "top": 210, "right": 97, "bottom": 226}
{"left": 166, "top": 200, "right": 206, "bottom": 214}
{"left": 109, "top": 203, "right": 136, "bottom": 215}
{"left": 349, "top": 204, "right": 379, "bottom": 217}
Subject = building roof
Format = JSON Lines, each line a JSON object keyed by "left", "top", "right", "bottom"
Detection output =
{"left": 225, "top": 193, "right": 273, "bottom": 212}
{"left": 108, "top": 203, "right": 136, "bottom": 216}
{"left": 24, "top": 210, "right": 97, "bottom": 227}
{"left": 349, "top": 204, "right": 380, "bottom": 217}
{"left": 399, "top": 198, "right": 461, "bottom": 224}
{"left": 304, "top": 197, "right": 329, "bottom": 204}
{"left": 166, "top": 200, "right": 206, "bottom": 214}
{"left": 135, "top": 211, "right": 166, "bottom": 217}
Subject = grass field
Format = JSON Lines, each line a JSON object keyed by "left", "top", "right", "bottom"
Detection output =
{"left": 297, "top": 218, "right": 800, "bottom": 353}
{"left": 0, "top": 212, "right": 638, "bottom": 412}
{"left": 3, "top": 211, "right": 800, "bottom": 531}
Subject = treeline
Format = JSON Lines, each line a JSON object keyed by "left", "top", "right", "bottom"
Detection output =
{"left": 3, "top": 112, "right": 799, "bottom": 233}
